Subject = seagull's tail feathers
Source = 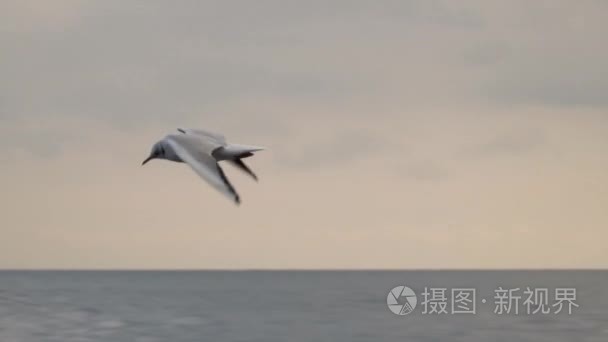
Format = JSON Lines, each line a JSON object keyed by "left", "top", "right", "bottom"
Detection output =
{"left": 212, "top": 144, "right": 265, "bottom": 160}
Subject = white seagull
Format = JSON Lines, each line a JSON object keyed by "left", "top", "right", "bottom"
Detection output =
{"left": 142, "top": 128, "right": 264, "bottom": 205}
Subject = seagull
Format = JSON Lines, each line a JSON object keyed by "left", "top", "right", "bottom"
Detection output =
{"left": 142, "top": 128, "right": 264, "bottom": 205}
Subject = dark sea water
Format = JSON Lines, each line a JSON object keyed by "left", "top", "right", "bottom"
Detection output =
{"left": 0, "top": 271, "right": 606, "bottom": 342}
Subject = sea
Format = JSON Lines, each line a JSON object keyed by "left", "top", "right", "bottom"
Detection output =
{"left": 0, "top": 271, "right": 606, "bottom": 341}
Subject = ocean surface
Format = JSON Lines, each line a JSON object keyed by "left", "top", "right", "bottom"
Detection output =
{"left": 0, "top": 271, "right": 606, "bottom": 342}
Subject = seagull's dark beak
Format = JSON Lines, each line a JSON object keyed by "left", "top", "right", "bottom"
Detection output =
{"left": 142, "top": 155, "right": 154, "bottom": 166}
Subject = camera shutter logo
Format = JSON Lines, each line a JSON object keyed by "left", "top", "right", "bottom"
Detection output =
{"left": 387, "top": 286, "right": 418, "bottom": 315}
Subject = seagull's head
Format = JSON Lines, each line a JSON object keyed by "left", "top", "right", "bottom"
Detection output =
{"left": 142, "top": 141, "right": 166, "bottom": 166}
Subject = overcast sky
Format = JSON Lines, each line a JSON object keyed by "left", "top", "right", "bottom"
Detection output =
{"left": 1, "top": 0, "right": 607, "bottom": 269}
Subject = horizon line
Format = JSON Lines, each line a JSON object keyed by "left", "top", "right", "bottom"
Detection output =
{"left": 0, "top": 268, "right": 606, "bottom": 272}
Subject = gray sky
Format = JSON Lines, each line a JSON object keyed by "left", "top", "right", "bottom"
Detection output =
{"left": 1, "top": 1, "right": 607, "bottom": 269}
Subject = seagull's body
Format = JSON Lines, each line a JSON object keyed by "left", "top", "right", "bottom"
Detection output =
{"left": 142, "top": 128, "right": 264, "bottom": 204}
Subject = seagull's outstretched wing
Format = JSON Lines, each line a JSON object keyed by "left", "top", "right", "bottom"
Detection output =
{"left": 229, "top": 158, "right": 258, "bottom": 181}
{"left": 177, "top": 128, "right": 226, "bottom": 145}
{"left": 166, "top": 134, "right": 240, "bottom": 204}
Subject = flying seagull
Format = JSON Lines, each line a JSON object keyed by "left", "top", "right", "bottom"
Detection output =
{"left": 142, "top": 128, "right": 264, "bottom": 204}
